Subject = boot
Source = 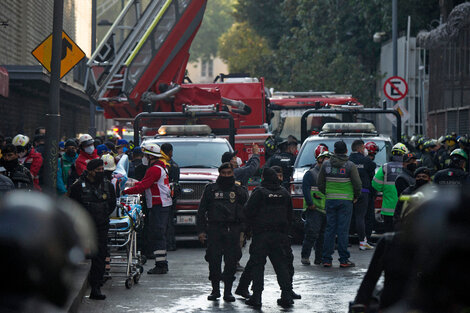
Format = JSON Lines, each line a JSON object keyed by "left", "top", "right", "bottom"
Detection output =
{"left": 235, "top": 284, "right": 252, "bottom": 298}
{"left": 223, "top": 281, "right": 235, "bottom": 302}
{"left": 277, "top": 290, "right": 294, "bottom": 308}
{"left": 89, "top": 286, "right": 106, "bottom": 300}
{"left": 291, "top": 290, "right": 301, "bottom": 300}
{"left": 245, "top": 291, "right": 262, "bottom": 308}
{"left": 148, "top": 263, "right": 168, "bottom": 274}
{"left": 207, "top": 281, "right": 221, "bottom": 301}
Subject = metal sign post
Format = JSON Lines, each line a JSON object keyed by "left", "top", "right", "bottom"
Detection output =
{"left": 43, "top": 0, "right": 63, "bottom": 194}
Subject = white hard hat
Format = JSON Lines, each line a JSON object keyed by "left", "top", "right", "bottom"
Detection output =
{"left": 141, "top": 142, "right": 162, "bottom": 157}
{"left": 78, "top": 134, "right": 94, "bottom": 146}
{"left": 12, "top": 134, "right": 29, "bottom": 147}
{"left": 101, "top": 154, "right": 116, "bottom": 171}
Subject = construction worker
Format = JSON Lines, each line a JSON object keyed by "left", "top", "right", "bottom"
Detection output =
{"left": 317, "top": 141, "right": 362, "bottom": 268}
{"left": 434, "top": 149, "right": 468, "bottom": 185}
{"left": 197, "top": 162, "right": 247, "bottom": 302}
{"left": 349, "top": 140, "right": 376, "bottom": 251}
{"left": 122, "top": 142, "right": 173, "bottom": 274}
{"left": 301, "top": 145, "right": 330, "bottom": 265}
{"left": 372, "top": 143, "right": 409, "bottom": 232}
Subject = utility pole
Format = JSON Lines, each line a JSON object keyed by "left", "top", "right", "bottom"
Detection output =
{"left": 43, "top": 0, "right": 63, "bottom": 193}
{"left": 392, "top": 0, "right": 398, "bottom": 141}
{"left": 89, "top": 0, "right": 97, "bottom": 137}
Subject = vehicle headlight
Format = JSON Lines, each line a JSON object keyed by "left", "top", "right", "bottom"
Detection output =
{"left": 291, "top": 183, "right": 303, "bottom": 196}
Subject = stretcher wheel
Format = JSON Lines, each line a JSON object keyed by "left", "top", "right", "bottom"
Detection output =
{"left": 134, "top": 273, "right": 140, "bottom": 284}
{"left": 125, "top": 278, "right": 133, "bottom": 289}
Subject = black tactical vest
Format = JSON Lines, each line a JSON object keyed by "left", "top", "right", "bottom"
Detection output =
{"left": 206, "top": 183, "right": 244, "bottom": 224}
{"left": 79, "top": 178, "right": 112, "bottom": 226}
{"left": 252, "top": 186, "right": 290, "bottom": 233}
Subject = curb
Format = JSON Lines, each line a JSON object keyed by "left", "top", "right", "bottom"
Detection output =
{"left": 67, "top": 260, "right": 90, "bottom": 313}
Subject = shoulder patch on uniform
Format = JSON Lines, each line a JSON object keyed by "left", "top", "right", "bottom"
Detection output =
{"left": 340, "top": 168, "right": 346, "bottom": 174}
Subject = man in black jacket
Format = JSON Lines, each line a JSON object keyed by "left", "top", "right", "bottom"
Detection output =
{"left": 244, "top": 167, "right": 294, "bottom": 309}
{"left": 197, "top": 163, "right": 247, "bottom": 302}
{"left": 265, "top": 140, "right": 296, "bottom": 189}
{"left": 221, "top": 144, "right": 260, "bottom": 187}
{"left": 0, "top": 144, "right": 33, "bottom": 190}
{"left": 69, "top": 159, "right": 116, "bottom": 300}
{"left": 434, "top": 149, "right": 468, "bottom": 185}
{"left": 349, "top": 140, "right": 376, "bottom": 251}
{"left": 395, "top": 152, "right": 418, "bottom": 197}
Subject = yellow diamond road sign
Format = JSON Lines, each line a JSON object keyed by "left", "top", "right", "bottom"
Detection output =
{"left": 31, "top": 31, "right": 85, "bottom": 79}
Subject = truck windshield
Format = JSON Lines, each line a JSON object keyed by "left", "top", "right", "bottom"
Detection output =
{"left": 158, "top": 141, "right": 232, "bottom": 168}
{"left": 295, "top": 138, "right": 391, "bottom": 168}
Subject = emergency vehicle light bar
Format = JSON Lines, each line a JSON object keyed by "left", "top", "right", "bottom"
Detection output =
{"left": 182, "top": 104, "right": 217, "bottom": 113}
{"left": 321, "top": 123, "right": 377, "bottom": 134}
{"left": 158, "top": 125, "right": 212, "bottom": 136}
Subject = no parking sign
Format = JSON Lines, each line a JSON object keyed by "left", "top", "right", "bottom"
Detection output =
{"left": 383, "top": 76, "right": 408, "bottom": 101}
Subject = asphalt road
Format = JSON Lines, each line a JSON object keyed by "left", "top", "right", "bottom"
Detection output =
{"left": 78, "top": 243, "right": 375, "bottom": 313}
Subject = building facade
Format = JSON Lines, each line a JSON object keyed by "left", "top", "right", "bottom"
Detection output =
{"left": 418, "top": 2, "right": 470, "bottom": 137}
{"left": 0, "top": 0, "right": 92, "bottom": 139}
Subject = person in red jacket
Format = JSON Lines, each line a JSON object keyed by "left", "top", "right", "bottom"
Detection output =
{"left": 76, "top": 134, "right": 99, "bottom": 176}
{"left": 12, "top": 134, "right": 43, "bottom": 190}
{"left": 122, "top": 142, "right": 173, "bottom": 274}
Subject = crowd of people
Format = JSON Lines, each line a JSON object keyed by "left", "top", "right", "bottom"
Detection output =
{"left": 1, "top": 128, "right": 469, "bottom": 312}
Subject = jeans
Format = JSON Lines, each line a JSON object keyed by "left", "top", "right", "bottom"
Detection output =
{"left": 365, "top": 193, "right": 376, "bottom": 241}
{"left": 148, "top": 204, "right": 170, "bottom": 266}
{"left": 301, "top": 209, "right": 326, "bottom": 260}
{"left": 354, "top": 193, "right": 369, "bottom": 242}
{"left": 322, "top": 199, "right": 354, "bottom": 263}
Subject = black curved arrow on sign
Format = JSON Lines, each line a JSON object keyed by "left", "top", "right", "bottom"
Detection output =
{"left": 61, "top": 38, "right": 73, "bottom": 60}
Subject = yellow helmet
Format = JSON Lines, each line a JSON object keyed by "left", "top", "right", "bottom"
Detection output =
{"left": 391, "top": 142, "right": 409, "bottom": 156}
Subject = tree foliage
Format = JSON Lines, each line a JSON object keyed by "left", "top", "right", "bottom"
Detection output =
{"left": 189, "top": 0, "right": 234, "bottom": 62}
{"left": 218, "top": 22, "right": 273, "bottom": 77}
{"left": 221, "top": 0, "right": 440, "bottom": 106}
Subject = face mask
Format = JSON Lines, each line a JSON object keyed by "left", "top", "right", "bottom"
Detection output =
{"left": 415, "top": 179, "right": 428, "bottom": 188}
{"left": 59, "top": 151, "right": 65, "bottom": 157}
{"left": 362, "top": 149, "right": 368, "bottom": 156}
{"left": 406, "top": 163, "right": 417, "bottom": 173}
{"left": 94, "top": 172, "right": 105, "bottom": 182}
{"left": 65, "top": 149, "right": 76, "bottom": 157}
{"left": 84, "top": 146, "right": 94, "bottom": 155}
{"left": 2, "top": 159, "right": 18, "bottom": 171}
{"left": 142, "top": 156, "right": 149, "bottom": 166}
{"left": 18, "top": 151, "right": 27, "bottom": 158}
{"left": 216, "top": 176, "right": 235, "bottom": 189}
{"left": 123, "top": 147, "right": 128, "bottom": 153}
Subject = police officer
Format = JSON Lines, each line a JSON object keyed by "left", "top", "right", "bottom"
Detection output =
{"left": 69, "top": 159, "right": 116, "bottom": 300}
{"left": 197, "top": 162, "right": 247, "bottom": 302}
{"left": 244, "top": 167, "right": 294, "bottom": 308}
{"left": 221, "top": 144, "right": 260, "bottom": 187}
{"left": 434, "top": 149, "right": 468, "bottom": 185}
{"left": 372, "top": 143, "right": 408, "bottom": 232}
{"left": 395, "top": 152, "right": 418, "bottom": 196}
{"left": 265, "top": 140, "right": 297, "bottom": 189}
